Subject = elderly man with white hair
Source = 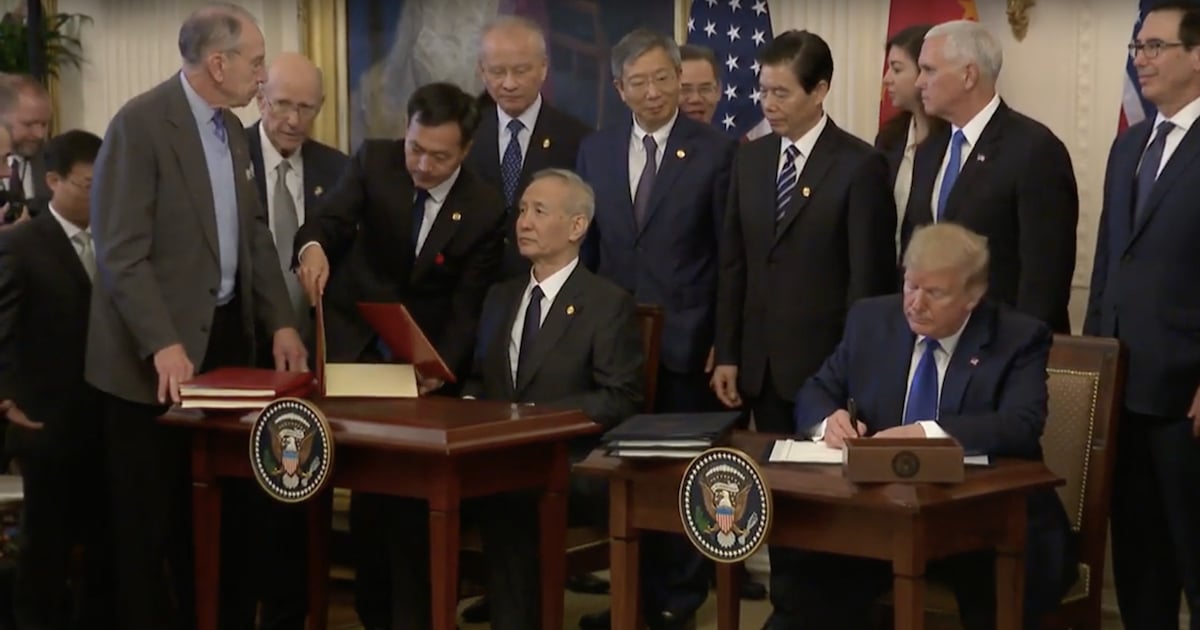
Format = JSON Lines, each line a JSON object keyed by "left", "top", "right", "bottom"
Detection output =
{"left": 900, "top": 19, "right": 1078, "bottom": 336}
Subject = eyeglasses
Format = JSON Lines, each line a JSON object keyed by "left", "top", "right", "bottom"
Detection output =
{"left": 681, "top": 83, "right": 720, "bottom": 98}
{"left": 261, "top": 93, "right": 321, "bottom": 121}
{"left": 1129, "top": 40, "right": 1188, "bottom": 59}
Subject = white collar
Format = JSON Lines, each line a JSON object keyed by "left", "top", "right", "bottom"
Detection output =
{"left": 632, "top": 110, "right": 678, "bottom": 149}
{"left": 952, "top": 94, "right": 1001, "bottom": 148}
{"left": 48, "top": 203, "right": 86, "bottom": 241}
{"left": 497, "top": 94, "right": 543, "bottom": 136}
{"left": 259, "top": 122, "right": 302, "bottom": 175}
{"left": 525, "top": 256, "right": 579, "bottom": 305}
{"left": 424, "top": 167, "right": 461, "bottom": 204}
{"left": 1153, "top": 93, "right": 1200, "bottom": 134}
{"left": 779, "top": 113, "right": 829, "bottom": 161}
{"left": 916, "top": 313, "right": 972, "bottom": 356}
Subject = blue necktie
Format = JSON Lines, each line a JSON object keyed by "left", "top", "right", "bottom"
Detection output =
{"left": 936, "top": 130, "right": 965, "bottom": 221}
{"left": 633, "top": 134, "right": 658, "bottom": 229}
{"left": 501, "top": 119, "right": 524, "bottom": 209}
{"left": 903, "top": 339, "right": 941, "bottom": 425}
{"left": 1135, "top": 120, "right": 1175, "bottom": 224}
{"left": 411, "top": 188, "right": 430, "bottom": 252}
{"left": 776, "top": 144, "right": 800, "bottom": 222}
{"left": 517, "top": 285, "right": 544, "bottom": 382}
{"left": 210, "top": 109, "right": 227, "bottom": 145}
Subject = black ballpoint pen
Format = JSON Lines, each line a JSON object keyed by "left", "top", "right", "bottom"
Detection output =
{"left": 847, "top": 398, "right": 859, "bottom": 437}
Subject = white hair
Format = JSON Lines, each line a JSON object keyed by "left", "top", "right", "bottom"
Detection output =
{"left": 926, "top": 20, "right": 1003, "bottom": 83}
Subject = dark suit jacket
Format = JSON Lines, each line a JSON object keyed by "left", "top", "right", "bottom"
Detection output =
{"left": 901, "top": 101, "right": 1079, "bottom": 333}
{"left": 462, "top": 264, "right": 643, "bottom": 445}
{"left": 295, "top": 140, "right": 505, "bottom": 378}
{"left": 716, "top": 121, "right": 897, "bottom": 401}
{"left": 0, "top": 212, "right": 99, "bottom": 459}
{"left": 577, "top": 114, "right": 736, "bottom": 374}
{"left": 86, "top": 76, "right": 295, "bottom": 405}
{"left": 245, "top": 122, "right": 348, "bottom": 361}
{"left": 795, "top": 295, "right": 1074, "bottom": 592}
{"left": 464, "top": 100, "right": 591, "bottom": 279}
{"left": 1085, "top": 118, "right": 1200, "bottom": 417}
{"left": 9, "top": 151, "right": 51, "bottom": 206}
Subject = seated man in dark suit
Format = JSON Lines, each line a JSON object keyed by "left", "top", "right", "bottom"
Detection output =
{"left": 382, "top": 168, "right": 643, "bottom": 630}
{"left": 784, "top": 223, "right": 1075, "bottom": 630}
{"left": 0, "top": 130, "right": 115, "bottom": 629}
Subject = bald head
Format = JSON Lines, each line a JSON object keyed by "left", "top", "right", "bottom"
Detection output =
{"left": 257, "top": 52, "right": 325, "bottom": 156}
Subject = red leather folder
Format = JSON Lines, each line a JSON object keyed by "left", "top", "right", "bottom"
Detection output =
{"left": 355, "top": 302, "right": 456, "bottom": 384}
{"left": 180, "top": 367, "right": 314, "bottom": 398}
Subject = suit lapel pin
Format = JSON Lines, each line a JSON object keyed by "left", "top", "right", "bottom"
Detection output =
{"left": 314, "top": 186, "right": 324, "bottom": 197}
{"left": 566, "top": 305, "right": 575, "bottom": 315}
{"left": 969, "top": 357, "right": 980, "bottom": 366}
{"left": 542, "top": 138, "right": 551, "bottom": 149}
{"left": 676, "top": 149, "right": 686, "bottom": 159}
{"left": 451, "top": 212, "right": 462, "bottom": 222}
{"left": 801, "top": 186, "right": 811, "bottom": 197}
{"left": 976, "top": 154, "right": 986, "bottom": 162}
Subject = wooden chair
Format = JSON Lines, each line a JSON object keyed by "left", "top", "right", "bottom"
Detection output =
{"left": 460, "top": 303, "right": 666, "bottom": 585}
{"left": 881, "top": 334, "right": 1126, "bottom": 628}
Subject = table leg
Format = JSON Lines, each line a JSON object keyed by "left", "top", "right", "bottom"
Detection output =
{"left": 305, "top": 489, "right": 332, "bottom": 630}
{"left": 192, "top": 478, "right": 221, "bottom": 630}
{"left": 892, "top": 574, "right": 926, "bottom": 630}
{"left": 714, "top": 561, "right": 741, "bottom": 630}
{"left": 995, "top": 495, "right": 1027, "bottom": 629}
{"left": 609, "top": 479, "right": 643, "bottom": 630}
{"left": 539, "top": 487, "right": 568, "bottom": 629}
{"left": 429, "top": 507, "right": 461, "bottom": 630}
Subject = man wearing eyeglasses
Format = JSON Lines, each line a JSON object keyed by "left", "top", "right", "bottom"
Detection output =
{"left": 1087, "top": 3, "right": 1200, "bottom": 628}
{"left": 902, "top": 20, "right": 1078, "bottom": 334}
{"left": 465, "top": 15, "right": 591, "bottom": 280}
{"left": 679, "top": 44, "right": 721, "bottom": 125}
{"left": 231, "top": 51, "right": 348, "bottom": 630}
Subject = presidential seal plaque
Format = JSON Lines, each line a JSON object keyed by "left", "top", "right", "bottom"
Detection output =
{"left": 249, "top": 398, "right": 335, "bottom": 503}
{"left": 679, "top": 448, "right": 772, "bottom": 563}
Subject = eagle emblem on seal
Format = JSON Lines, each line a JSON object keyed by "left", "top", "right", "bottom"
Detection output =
{"left": 701, "top": 472, "right": 752, "bottom": 548}
{"left": 269, "top": 420, "right": 318, "bottom": 489}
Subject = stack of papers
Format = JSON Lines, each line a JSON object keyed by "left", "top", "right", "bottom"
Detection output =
{"left": 767, "top": 439, "right": 991, "bottom": 466}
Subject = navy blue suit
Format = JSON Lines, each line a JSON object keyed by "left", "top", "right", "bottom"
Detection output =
{"left": 1085, "top": 116, "right": 1200, "bottom": 629}
{"left": 577, "top": 114, "right": 736, "bottom": 619}
{"left": 791, "top": 296, "right": 1074, "bottom": 629}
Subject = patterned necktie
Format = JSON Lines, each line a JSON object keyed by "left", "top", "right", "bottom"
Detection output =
{"left": 501, "top": 119, "right": 524, "bottom": 208}
{"left": 776, "top": 144, "right": 800, "bottom": 222}
{"left": 517, "top": 284, "right": 545, "bottom": 383}
{"left": 273, "top": 160, "right": 306, "bottom": 321}
{"left": 210, "top": 109, "right": 228, "bottom": 145}
{"left": 904, "top": 339, "right": 941, "bottom": 425}
{"left": 1135, "top": 120, "right": 1175, "bottom": 224}
{"left": 73, "top": 231, "right": 96, "bottom": 281}
{"left": 936, "top": 130, "right": 966, "bottom": 221}
{"left": 633, "top": 134, "right": 658, "bottom": 229}
{"left": 411, "top": 188, "right": 431, "bottom": 252}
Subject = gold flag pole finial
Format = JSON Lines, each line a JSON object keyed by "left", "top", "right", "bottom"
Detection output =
{"left": 1007, "top": 0, "right": 1036, "bottom": 42}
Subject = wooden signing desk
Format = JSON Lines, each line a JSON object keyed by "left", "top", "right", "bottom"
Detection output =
{"left": 161, "top": 397, "right": 597, "bottom": 630}
{"left": 576, "top": 431, "right": 1061, "bottom": 630}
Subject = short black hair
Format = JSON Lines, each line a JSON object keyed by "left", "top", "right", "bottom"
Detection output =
{"left": 680, "top": 44, "right": 720, "bottom": 80}
{"left": 758, "top": 30, "right": 834, "bottom": 93}
{"left": 44, "top": 130, "right": 102, "bottom": 176}
{"left": 406, "top": 82, "right": 482, "bottom": 147}
{"left": 1147, "top": 1, "right": 1200, "bottom": 48}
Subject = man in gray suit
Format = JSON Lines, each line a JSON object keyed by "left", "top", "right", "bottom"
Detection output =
{"left": 86, "top": 5, "right": 307, "bottom": 629}
{"left": 375, "top": 169, "right": 643, "bottom": 630}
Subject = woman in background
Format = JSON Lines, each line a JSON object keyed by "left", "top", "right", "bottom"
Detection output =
{"left": 876, "top": 24, "right": 945, "bottom": 258}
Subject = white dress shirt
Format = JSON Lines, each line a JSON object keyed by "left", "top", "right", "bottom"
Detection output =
{"left": 811, "top": 315, "right": 971, "bottom": 440}
{"left": 1144, "top": 93, "right": 1200, "bottom": 178}
{"left": 930, "top": 94, "right": 1001, "bottom": 220}
{"left": 628, "top": 111, "right": 678, "bottom": 199}
{"left": 414, "top": 168, "right": 461, "bottom": 255}
{"left": 776, "top": 114, "right": 828, "bottom": 187}
{"left": 508, "top": 257, "right": 579, "bottom": 384}
{"left": 259, "top": 123, "right": 306, "bottom": 233}
{"left": 496, "top": 94, "right": 542, "bottom": 166}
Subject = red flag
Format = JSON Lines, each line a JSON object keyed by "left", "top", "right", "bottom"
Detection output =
{"left": 879, "top": 0, "right": 979, "bottom": 128}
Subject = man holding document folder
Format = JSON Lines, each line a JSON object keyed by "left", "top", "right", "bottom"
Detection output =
{"left": 776, "top": 223, "right": 1075, "bottom": 630}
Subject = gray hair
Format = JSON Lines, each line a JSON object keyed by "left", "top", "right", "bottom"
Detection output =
{"left": 903, "top": 223, "right": 990, "bottom": 291}
{"left": 478, "top": 15, "right": 548, "bottom": 60}
{"left": 610, "top": 28, "right": 681, "bottom": 81}
{"left": 926, "top": 20, "right": 1003, "bottom": 83}
{"left": 178, "top": 3, "right": 259, "bottom": 66}
{"left": 530, "top": 168, "right": 595, "bottom": 221}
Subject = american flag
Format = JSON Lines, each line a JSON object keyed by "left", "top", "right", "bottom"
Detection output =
{"left": 1119, "top": 1, "right": 1157, "bottom": 132}
{"left": 686, "top": 0, "right": 774, "bottom": 140}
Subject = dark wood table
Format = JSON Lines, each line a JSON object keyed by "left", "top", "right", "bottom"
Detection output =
{"left": 161, "top": 397, "right": 597, "bottom": 630}
{"left": 575, "top": 431, "right": 1061, "bottom": 630}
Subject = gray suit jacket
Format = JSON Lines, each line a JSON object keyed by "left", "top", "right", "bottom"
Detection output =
{"left": 85, "top": 75, "right": 294, "bottom": 405}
